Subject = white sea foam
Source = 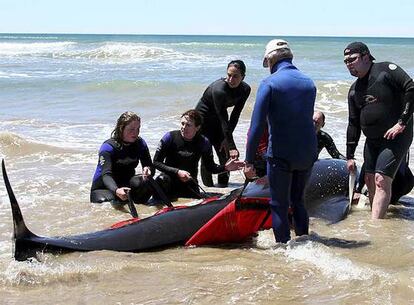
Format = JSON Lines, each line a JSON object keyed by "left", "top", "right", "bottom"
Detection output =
{"left": 0, "top": 71, "right": 31, "bottom": 78}
{"left": 0, "top": 41, "right": 76, "bottom": 56}
{"left": 0, "top": 41, "right": 217, "bottom": 65}
{"left": 283, "top": 241, "right": 381, "bottom": 281}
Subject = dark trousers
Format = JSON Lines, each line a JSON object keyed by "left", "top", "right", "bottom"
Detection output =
{"left": 154, "top": 173, "right": 202, "bottom": 200}
{"left": 267, "top": 160, "right": 311, "bottom": 243}
{"left": 201, "top": 140, "right": 229, "bottom": 187}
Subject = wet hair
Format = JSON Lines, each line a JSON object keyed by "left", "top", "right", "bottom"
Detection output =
{"left": 181, "top": 109, "right": 203, "bottom": 127}
{"left": 227, "top": 60, "right": 246, "bottom": 76}
{"left": 111, "top": 111, "right": 140, "bottom": 143}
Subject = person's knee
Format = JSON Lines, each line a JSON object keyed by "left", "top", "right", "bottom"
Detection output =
{"left": 90, "top": 190, "right": 115, "bottom": 203}
{"left": 155, "top": 174, "right": 172, "bottom": 194}
{"left": 129, "top": 175, "right": 152, "bottom": 202}
{"left": 374, "top": 173, "right": 392, "bottom": 190}
{"left": 129, "top": 175, "right": 144, "bottom": 188}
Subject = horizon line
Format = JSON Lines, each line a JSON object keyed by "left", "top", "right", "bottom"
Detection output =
{"left": 1, "top": 32, "right": 414, "bottom": 39}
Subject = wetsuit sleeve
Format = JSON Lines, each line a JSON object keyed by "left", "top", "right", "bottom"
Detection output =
{"left": 200, "top": 138, "right": 226, "bottom": 174}
{"left": 211, "top": 89, "right": 236, "bottom": 149}
{"left": 99, "top": 144, "right": 119, "bottom": 193}
{"left": 245, "top": 81, "right": 271, "bottom": 163}
{"left": 153, "top": 133, "right": 179, "bottom": 176}
{"left": 386, "top": 64, "right": 414, "bottom": 125}
{"left": 138, "top": 138, "right": 154, "bottom": 176}
{"left": 346, "top": 87, "right": 361, "bottom": 159}
{"left": 227, "top": 85, "right": 251, "bottom": 149}
{"left": 320, "top": 131, "right": 346, "bottom": 160}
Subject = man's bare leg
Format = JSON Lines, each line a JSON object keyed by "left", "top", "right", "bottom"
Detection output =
{"left": 365, "top": 173, "right": 376, "bottom": 207}
{"left": 371, "top": 173, "right": 392, "bottom": 219}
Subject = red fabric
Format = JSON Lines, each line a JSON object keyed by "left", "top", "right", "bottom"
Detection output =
{"left": 247, "top": 126, "right": 269, "bottom": 158}
{"left": 110, "top": 218, "right": 141, "bottom": 229}
{"left": 185, "top": 197, "right": 271, "bottom": 246}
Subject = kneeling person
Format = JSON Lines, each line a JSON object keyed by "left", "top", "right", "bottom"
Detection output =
{"left": 153, "top": 110, "right": 244, "bottom": 200}
{"left": 90, "top": 111, "right": 154, "bottom": 204}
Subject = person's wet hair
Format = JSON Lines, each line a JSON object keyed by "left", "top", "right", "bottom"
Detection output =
{"left": 111, "top": 111, "right": 140, "bottom": 143}
{"left": 181, "top": 109, "right": 203, "bottom": 127}
{"left": 227, "top": 60, "right": 246, "bottom": 76}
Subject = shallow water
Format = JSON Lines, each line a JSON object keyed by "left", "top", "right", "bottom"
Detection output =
{"left": 1, "top": 34, "right": 414, "bottom": 304}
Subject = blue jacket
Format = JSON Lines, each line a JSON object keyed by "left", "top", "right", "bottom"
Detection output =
{"left": 246, "top": 59, "right": 317, "bottom": 170}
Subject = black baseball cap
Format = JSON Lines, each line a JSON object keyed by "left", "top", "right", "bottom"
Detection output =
{"left": 344, "top": 42, "right": 375, "bottom": 61}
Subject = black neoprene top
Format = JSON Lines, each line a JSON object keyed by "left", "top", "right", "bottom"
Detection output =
{"left": 346, "top": 62, "right": 414, "bottom": 159}
{"left": 153, "top": 130, "right": 225, "bottom": 180}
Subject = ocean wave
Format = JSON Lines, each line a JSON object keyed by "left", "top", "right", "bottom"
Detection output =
{"left": 0, "top": 132, "right": 71, "bottom": 156}
{"left": 0, "top": 71, "right": 31, "bottom": 78}
{"left": 0, "top": 35, "right": 60, "bottom": 40}
{"left": 57, "top": 43, "right": 206, "bottom": 63}
{"left": 0, "top": 42, "right": 76, "bottom": 56}
{"left": 172, "top": 42, "right": 257, "bottom": 47}
{"left": 0, "top": 41, "right": 206, "bottom": 63}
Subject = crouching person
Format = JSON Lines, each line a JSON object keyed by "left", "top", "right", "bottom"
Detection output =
{"left": 90, "top": 111, "right": 154, "bottom": 205}
{"left": 153, "top": 109, "right": 244, "bottom": 200}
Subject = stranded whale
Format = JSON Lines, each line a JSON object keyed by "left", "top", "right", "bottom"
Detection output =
{"left": 2, "top": 158, "right": 350, "bottom": 261}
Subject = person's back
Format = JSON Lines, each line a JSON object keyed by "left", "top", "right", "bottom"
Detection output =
{"left": 245, "top": 39, "right": 317, "bottom": 244}
{"left": 264, "top": 60, "right": 317, "bottom": 169}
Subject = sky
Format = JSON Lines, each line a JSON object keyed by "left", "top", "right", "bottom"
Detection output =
{"left": 1, "top": 0, "right": 414, "bottom": 38}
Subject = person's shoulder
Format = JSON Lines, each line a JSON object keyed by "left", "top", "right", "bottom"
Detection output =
{"left": 210, "top": 78, "right": 230, "bottom": 94}
{"left": 196, "top": 134, "right": 211, "bottom": 150}
{"left": 135, "top": 136, "right": 149, "bottom": 148}
{"left": 100, "top": 138, "right": 118, "bottom": 152}
{"left": 240, "top": 81, "right": 251, "bottom": 91}
{"left": 319, "top": 130, "right": 332, "bottom": 139}
{"left": 376, "top": 61, "right": 407, "bottom": 73}
{"left": 161, "top": 130, "right": 177, "bottom": 142}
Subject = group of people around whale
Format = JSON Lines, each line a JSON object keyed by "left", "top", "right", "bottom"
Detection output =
{"left": 90, "top": 39, "right": 414, "bottom": 244}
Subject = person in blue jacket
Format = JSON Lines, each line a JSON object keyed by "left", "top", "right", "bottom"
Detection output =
{"left": 90, "top": 111, "right": 154, "bottom": 204}
{"left": 244, "top": 39, "right": 317, "bottom": 243}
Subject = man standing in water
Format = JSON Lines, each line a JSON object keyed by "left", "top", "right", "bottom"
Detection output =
{"left": 344, "top": 42, "right": 414, "bottom": 219}
{"left": 244, "top": 39, "right": 317, "bottom": 243}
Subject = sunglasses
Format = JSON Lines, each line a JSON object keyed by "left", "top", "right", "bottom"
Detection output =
{"left": 343, "top": 54, "right": 360, "bottom": 64}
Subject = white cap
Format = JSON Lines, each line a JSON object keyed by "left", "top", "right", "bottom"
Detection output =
{"left": 263, "top": 39, "right": 290, "bottom": 67}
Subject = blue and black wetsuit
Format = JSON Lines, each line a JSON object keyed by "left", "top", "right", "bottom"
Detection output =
{"left": 90, "top": 137, "right": 154, "bottom": 204}
{"left": 196, "top": 78, "right": 251, "bottom": 186}
{"left": 153, "top": 130, "right": 225, "bottom": 199}
{"left": 246, "top": 58, "right": 317, "bottom": 243}
{"left": 347, "top": 62, "right": 414, "bottom": 178}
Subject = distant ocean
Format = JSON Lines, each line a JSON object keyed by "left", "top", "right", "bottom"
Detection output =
{"left": 1, "top": 34, "right": 414, "bottom": 304}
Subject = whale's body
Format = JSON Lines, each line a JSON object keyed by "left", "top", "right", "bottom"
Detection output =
{"left": 2, "top": 159, "right": 350, "bottom": 261}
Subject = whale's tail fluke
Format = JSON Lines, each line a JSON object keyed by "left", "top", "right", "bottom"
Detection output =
{"left": 2, "top": 159, "right": 37, "bottom": 260}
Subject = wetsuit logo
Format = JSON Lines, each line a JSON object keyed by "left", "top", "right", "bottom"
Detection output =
{"left": 178, "top": 151, "right": 193, "bottom": 158}
{"left": 99, "top": 156, "right": 105, "bottom": 166}
{"left": 363, "top": 95, "right": 378, "bottom": 104}
{"left": 388, "top": 64, "right": 397, "bottom": 70}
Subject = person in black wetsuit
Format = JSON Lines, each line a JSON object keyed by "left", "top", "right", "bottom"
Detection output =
{"left": 344, "top": 42, "right": 414, "bottom": 218}
{"left": 313, "top": 110, "right": 346, "bottom": 160}
{"left": 153, "top": 109, "right": 244, "bottom": 200}
{"left": 196, "top": 60, "right": 251, "bottom": 187}
{"left": 90, "top": 111, "right": 154, "bottom": 204}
